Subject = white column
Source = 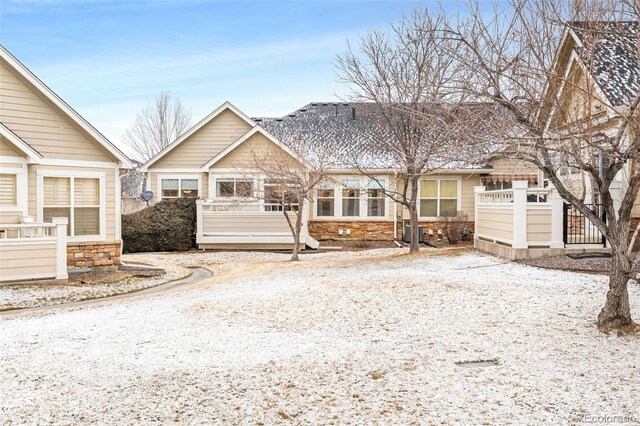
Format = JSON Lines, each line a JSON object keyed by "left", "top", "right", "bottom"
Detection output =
{"left": 512, "top": 181, "right": 528, "bottom": 249}
{"left": 549, "top": 188, "right": 565, "bottom": 248}
{"left": 196, "top": 200, "right": 204, "bottom": 246}
{"left": 300, "top": 199, "right": 310, "bottom": 238}
{"left": 52, "top": 217, "right": 68, "bottom": 280}
{"left": 474, "top": 185, "right": 485, "bottom": 241}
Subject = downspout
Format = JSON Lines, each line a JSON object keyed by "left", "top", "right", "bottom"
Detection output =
{"left": 393, "top": 171, "right": 398, "bottom": 240}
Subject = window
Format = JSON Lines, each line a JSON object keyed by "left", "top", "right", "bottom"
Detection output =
{"left": 263, "top": 179, "right": 298, "bottom": 212}
{"left": 161, "top": 178, "right": 199, "bottom": 200}
{"left": 74, "top": 178, "right": 100, "bottom": 236}
{"left": 483, "top": 181, "right": 512, "bottom": 191}
{"left": 316, "top": 185, "right": 335, "bottom": 217}
{"left": 43, "top": 176, "right": 102, "bottom": 237}
{"left": 181, "top": 179, "right": 199, "bottom": 198}
{"left": 216, "top": 178, "right": 253, "bottom": 198}
{"left": 0, "top": 174, "right": 16, "bottom": 206}
{"left": 419, "top": 179, "right": 458, "bottom": 217}
{"left": 341, "top": 180, "right": 360, "bottom": 217}
{"left": 367, "top": 180, "right": 385, "bottom": 217}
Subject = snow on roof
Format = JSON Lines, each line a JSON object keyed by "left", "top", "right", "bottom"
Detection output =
{"left": 571, "top": 21, "right": 640, "bottom": 107}
{"left": 254, "top": 103, "right": 497, "bottom": 170}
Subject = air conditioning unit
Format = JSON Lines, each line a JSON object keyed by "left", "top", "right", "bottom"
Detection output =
{"left": 402, "top": 224, "right": 424, "bottom": 243}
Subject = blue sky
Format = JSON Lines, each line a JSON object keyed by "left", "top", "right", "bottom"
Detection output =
{"left": 1, "top": 0, "right": 423, "bottom": 154}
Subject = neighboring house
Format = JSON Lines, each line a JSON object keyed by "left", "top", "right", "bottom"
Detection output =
{"left": 0, "top": 45, "right": 132, "bottom": 282}
{"left": 120, "top": 159, "right": 147, "bottom": 214}
{"left": 142, "top": 101, "right": 498, "bottom": 249}
{"left": 474, "top": 21, "right": 640, "bottom": 259}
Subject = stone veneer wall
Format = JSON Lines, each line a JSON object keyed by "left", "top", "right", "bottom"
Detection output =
{"left": 308, "top": 221, "right": 397, "bottom": 241}
{"left": 67, "top": 242, "right": 121, "bottom": 269}
{"left": 309, "top": 220, "right": 476, "bottom": 241}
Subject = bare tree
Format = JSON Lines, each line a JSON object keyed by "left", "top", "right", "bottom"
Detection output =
{"left": 335, "top": 9, "right": 495, "bottom": 253}
{"left": 446, "top": 0, "right": 640, "bottom": 330}
{"left": 123, "top": 91, "right": 192, "bottom": 161}
{"left": 249, "top": 132, "right": 333, "bottom": 261}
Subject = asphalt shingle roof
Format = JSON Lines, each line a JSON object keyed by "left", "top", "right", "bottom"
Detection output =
{"left": 253, "top": 102, "right": 496, "bottom": 170}
{"left": 571, "top": 21, "right": 640, "bottom": 107}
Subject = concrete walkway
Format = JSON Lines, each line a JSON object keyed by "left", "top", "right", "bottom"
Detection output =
{"left": 0, "top": 267, "right": 212, "bottom": 317}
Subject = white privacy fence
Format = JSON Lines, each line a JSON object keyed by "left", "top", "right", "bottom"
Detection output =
{"left": 0, "top": 216, "right": 68, "bottom": 282}
{"left": 474, "top": 181, "right": 564, "bottom": 249}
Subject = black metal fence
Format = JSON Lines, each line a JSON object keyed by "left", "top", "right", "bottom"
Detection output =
{"left": 563, "top": 203, "right": 606, "bottom": 245}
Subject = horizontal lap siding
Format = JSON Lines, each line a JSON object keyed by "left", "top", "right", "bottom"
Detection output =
{"left": 203, "top": 213, "right": 294, "bottom": 234}
{"left": 0, "top": 61, "right": 113, "bottom": 162}
{"left": 153, "top": 109, "right": 252, "bottom": 168}
{"left": 476, "top": 207, "right": 513, "bottom": 241}
{"left": 460, "top": 175, "right": 481, "bottom": 218}
{"left": 0, "top": 211, "right": 21, "bottom": 224}
{"left": 0, "top": 243, "right": 56, "bottom": 279}
{"left": 526, "top": 209, "right": 552, "bottom": 242}
{"left": 0, "top": 136, "right": 22, "bottom": 156}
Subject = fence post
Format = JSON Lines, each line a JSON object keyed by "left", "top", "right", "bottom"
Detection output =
{"left": 196, "top": 200, "right": 203, "bottom": 248}
{"left": 474, "top": 185, "right": 485, "bottom": 244}
{"left": 512, "top": 181, "right": 528, "bottom": 249}
{"left": 52, "top": 217, "right": 68, "bottom": 280}
{"left": 549, "top": 188, "right": 565, "bottom": 248}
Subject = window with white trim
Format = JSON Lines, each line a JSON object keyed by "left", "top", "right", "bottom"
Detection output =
{"left": 216, "top": 178, "right": 254, "bottom": 198}
{"left": 316, "top": 184, "right": 335, "bottom": 217}
{"left": 419, "top": 179, "right": 458, "bottom": 218}
{"left": 0, "top": 174, "right": 17, "bottom": 206}
{"left": 341, "top": 179, "right": 360, "bottom": 217}
{"left": 161, "top": 178, "right": 199, "bottom": 200}
{"left": 263, "top": 179, "right": 298, "bottom": 212}
{"left": 367, "top": 179, "right": 385, "bottom": 217}
{"left": 43, "top": 176, "right": 102, "bottom": 237}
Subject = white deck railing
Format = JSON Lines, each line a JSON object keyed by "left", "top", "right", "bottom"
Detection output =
{"left": 0, "top": 217, "right": 68, "bottom": 282}
{"left": 474, "top": 181, "right": 564, "bottom": 249}
{"left": 195, "top": 200, "right": 318, "bottom": 248}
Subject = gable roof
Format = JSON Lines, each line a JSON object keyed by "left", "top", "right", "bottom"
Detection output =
{"left": 569, "top": 21, "right": 640, "bottom": 107}
{"left": 0, "top": 122, "right": 42, "bottom": 162}
{"left": 200, "top": 125, "right": 307, "bottom": 170}
{"left": 142, "top": 101, "right": 256, "bottom": 171}
{"left": 0, "top": 44, "right": 132, "bottom": 168}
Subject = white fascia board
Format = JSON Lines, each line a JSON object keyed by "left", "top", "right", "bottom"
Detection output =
{"left": 200, "top": 125, "right": 310, "bottom": 170}
{"left": 142, "top": 101, "right": 257, "bottom": 171}
{"left": 0, "top": 123, "right": 42, "bottom": 163}
{"left": 0, "top": 45, "right": 132, "bottom": 168}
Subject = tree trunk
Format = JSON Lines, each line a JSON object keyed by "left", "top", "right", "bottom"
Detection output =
{"left": 598, "top": 240, "right": 634, "bottom": 331}
{"left": 408, "top": 176, "right": 421, "bottom": 254}
{"left": 291, "top": 207, "right": 304, "bottom": 262}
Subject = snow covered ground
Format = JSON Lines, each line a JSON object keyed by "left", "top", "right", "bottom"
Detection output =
{"left": 0, "top": 264, "right": 187, "bottom": 311}
{"left": 1, "top": 249, "right": 639, "bottom": 424}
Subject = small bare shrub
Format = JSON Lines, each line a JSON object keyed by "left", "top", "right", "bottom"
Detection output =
{"left": 438, "top": 212, "right": 469, "bottom": 244}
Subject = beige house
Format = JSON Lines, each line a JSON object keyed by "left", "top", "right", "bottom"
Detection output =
{"left": 0, "top": 45, "right": 132, "bottom": 282}
{"left": 142, "top": 101, "right": 498, "bottom": 249}
{"left": 474, "top": 22, "right": 640, "bottom": 259}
